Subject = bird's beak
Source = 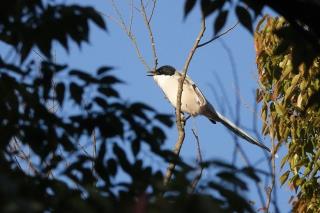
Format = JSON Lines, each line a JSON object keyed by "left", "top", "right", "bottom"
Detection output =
{"left": 147, "top": 70, "right": 156, "bottom": 76}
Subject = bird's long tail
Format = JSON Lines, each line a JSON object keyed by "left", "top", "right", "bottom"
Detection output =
{"left": 213, "top": 111, "right": 270, "bottom": 152}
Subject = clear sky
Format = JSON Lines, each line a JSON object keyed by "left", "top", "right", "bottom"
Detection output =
{"left": 4, "top": 0, "right": 293, "bottom": 212}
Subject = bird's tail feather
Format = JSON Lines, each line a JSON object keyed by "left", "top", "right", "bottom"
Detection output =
{"left": 214, "top": 111, "right": 270, "bottom": 152}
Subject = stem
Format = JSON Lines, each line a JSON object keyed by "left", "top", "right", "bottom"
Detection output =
{"left": 164, "top": 15, "right": 206, "bottom": 185}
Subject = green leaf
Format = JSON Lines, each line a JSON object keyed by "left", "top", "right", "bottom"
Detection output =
{"left": 274, "top": 103, "right": 285, "bottom": 116}
{"left": 280, "top": 170, "right": 290, "bottom": 185}
{"left": 280, "top": 154, "right": 289, "bottom": 169}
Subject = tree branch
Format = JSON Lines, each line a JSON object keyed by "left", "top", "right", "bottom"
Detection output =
{"left": 140, "top": 0, "right": 158, "bottom": 69}
{"left": 190, "top": 128, "right": 204, "bottom": 193}
{"left": 164, "top": 15, "right": 206, "bottom": 185}
{"left": 197, "top": 22, "right": 239, "bottom": 48}
{"left": 108, "top": 0, "right": 151, "bottom": 71}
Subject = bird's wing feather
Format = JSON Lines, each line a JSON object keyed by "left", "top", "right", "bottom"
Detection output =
{"left": 183, "top": 73, "right": 206, "bottom": 106}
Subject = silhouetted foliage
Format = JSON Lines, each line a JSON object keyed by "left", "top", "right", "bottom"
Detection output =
{"left": 0, "top": 1, "right": 262, "bottom": 212}
{"left": 185, "top": 0, "right": 320, "bottom": 52}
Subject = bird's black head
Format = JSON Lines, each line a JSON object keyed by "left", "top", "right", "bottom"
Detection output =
{"left": 147, "top": 65, "right": 176, "bottom": 76}
{"left": 156, "top": 65, "right": 176, "bottom": 75}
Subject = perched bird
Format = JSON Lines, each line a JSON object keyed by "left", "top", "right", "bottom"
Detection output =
{"left": 148, "top": 65, "right": 270, "bottom": 152}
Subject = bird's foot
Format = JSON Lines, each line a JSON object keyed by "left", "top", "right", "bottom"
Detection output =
{"left": 181, "top": 113, "right": 191, "bottom": 127}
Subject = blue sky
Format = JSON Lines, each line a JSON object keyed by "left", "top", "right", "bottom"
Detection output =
{"left": 57, "top": 1, "right": 291, "bottom": 211}
{"left": 54, "top": 0, "right": 292, "bottom": 211}
{"left": 1, "top": 0, "right": 293, "bottom": 212}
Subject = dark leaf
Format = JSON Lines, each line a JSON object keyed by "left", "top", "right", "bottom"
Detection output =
{"left": 184, "top": 0, "right": 197, "bottom": 18}
{"left": 94, "top": 97, "right": 108, "bottom": 109}
{"left": 216, "top": 171, "right": 248, "bottom": 190}
{"left": 97, "top": 66, "right": 113, "bottom": 75}
{"left": 240, "top": 0, "right": 263, "bottom": 18}
{"left": 86, "top": 7, "right": 106, "bottom": 30}
{"left": 214, "top": 10, "right": 228, "bottom": 35}
{"left": 208, "top": 182, "right": 254, "bottom": 212}
{"left": 69, "top": 70, "right": 97, "bottom": 83}
{"left": 152, "top": 127, "right": 166, "bottom": 142}
{"left": 55, "top": 82, "right": 65, "bottom": 106}
{"left": 211, "top": 160, "right": 237, "bottom": 170}
{"left": 131, "top": 139, "right": 140, "bottom": 156}
{"left": 100, "top": 76, "right": 123, "bottom": 84}
{"left": 98, "top": 87, "right": 119, "bottom": 98}
{"left": 201, "top": 0, "right": 225, "bottom": 18}
{"left": 154, "top": 114, "right": 173, "bottom": 127}
{"left": 70, "top": 82, "right": 83, "bottom": 104}
{"left": 131, "top": 102, "right": 154, "bottom": 112}
{"left": 107, "top": 158, "right": 117, "bottom": 176}
{"left": 20, "top": 41, "right": 33, "bottom": 63}
{"left": 113, "top": 144, "right": 132, "bottom": 173}
{"left": 235, "top": 6, "right": 253, "bottom": 33}
{"left": 241, "top": 167, "right": 260, "bottom": 182}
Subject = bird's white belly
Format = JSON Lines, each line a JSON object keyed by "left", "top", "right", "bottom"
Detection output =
{"left": 154, "top": 75, "right": 202, "bottom": 116}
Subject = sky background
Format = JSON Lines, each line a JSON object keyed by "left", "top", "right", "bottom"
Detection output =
{"left": 58, "top": 0, "right": 293, "bottom": 212}
{"left": 2, "top": 0, "right": 293, "bottom": 212}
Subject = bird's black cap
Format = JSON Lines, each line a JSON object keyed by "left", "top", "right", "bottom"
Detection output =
{"left": 156, "top": 65, "right": 176, "bottom": 75}
{"left": 147, "top": 65, "right": 176, "bottom": 76}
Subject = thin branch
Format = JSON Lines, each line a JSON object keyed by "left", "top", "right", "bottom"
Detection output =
{"left": 190, "top": 128, "right": 204, "bottom": 193}
{"left": 92, "top": 129, "right": 97, "bottom": 172}
{"left": 265, "top": 126, "right": 276, "bottom": 212}
{"left": 108, "top": 0, "right": 151, "bottom": 71}
{"left": 128, "top": 0, "right": 134, "bottom": 34}
{"left": 148, "top": 0, "right": 156, "bottom": 24}
{"left": 140, "top": 0, "right": 158, "bottom": 69}
{"left": 209, "top": 42, "right": 269, "bottom": 209}
{"left": 197, "top": 22, "right": 239, "bottom": 48}
{"left": 210, "top": 72, "right": 234, "bottom": 118}
{"left": 164, "top": 15, "right": 206, "bottom": 185}
{"left": 12, "top": 137, "right": 39, "bottom": 175}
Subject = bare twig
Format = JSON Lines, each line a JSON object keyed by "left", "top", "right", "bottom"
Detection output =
{"left": 108, "top": 0, "right": 151, "bottom": 71}
{"left": 92, "top": 129, "right": 97, "bottom": 172}
{"left": 265, "top": 136, "right": 276, "bottom": 212}
{"left": 190, "top": 128, "right": 204, "bottom": 193}
{"left": 209, "top": 41, "right": 270, "bottom": 208}
{"left": 11, "top": 137, "right": 39, "bottom": 175}
{"left": 164, "top": 15, "right": 206, "bottom": 185}
{"left": 197, "top": 22, "right": 239, "bottom": 48}
{"left": 128, "top": 0, "right": 134, "bottom": 34}
{"left": 140, "top": 0, "right": 158, "bottom": 69}
{"left": 148, "top": 0, "right": 156, "bottom": 24}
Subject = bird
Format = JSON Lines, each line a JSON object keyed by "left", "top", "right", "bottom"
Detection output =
{"left": 148, "top": 65, "right": 270, "bottom": 152}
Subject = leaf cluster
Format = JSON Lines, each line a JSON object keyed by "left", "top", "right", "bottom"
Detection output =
{"left": 184, "top": 0, "right": 320, "bottom": 50}
{"left": 255, "top": 16, "right": 320, "bottom": 211}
